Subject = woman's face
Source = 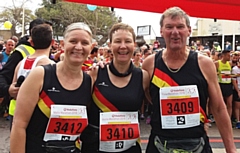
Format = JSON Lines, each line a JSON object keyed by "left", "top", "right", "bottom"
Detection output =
{"left": 110, "top": 29, "right": 135, "bottom": 64}
{"left": 63, "top": 29, "right": 92, "bottom": 65}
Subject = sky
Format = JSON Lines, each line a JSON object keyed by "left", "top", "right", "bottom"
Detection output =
{"left": 0, "top": 0, "right": 198, "bottom": 39}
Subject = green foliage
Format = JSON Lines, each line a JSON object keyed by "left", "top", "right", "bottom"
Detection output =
{"left": 35, "top": 0, "right": 120, "bottom": 45}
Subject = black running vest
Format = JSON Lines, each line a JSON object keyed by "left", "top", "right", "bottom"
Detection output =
{"left": 150, "top": 51, "right": 208, "bottom": 138}
{"left": 25, "top": 64, "right": 92, "bottom": 153}
{"left": 88, "top": 66, "right": 145, "bottom": 126}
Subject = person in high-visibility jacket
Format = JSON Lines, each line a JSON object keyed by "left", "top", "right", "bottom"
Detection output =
{"left": 0, "top": 18, "right": 52, "bottom": 130}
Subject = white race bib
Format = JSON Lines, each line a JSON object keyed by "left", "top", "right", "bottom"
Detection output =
{"left": 43, "top": 105, "right": 88, "bottom": 141}
{"left": 159, "top": 85, "right": 200, "bottom": 129}
{"left": 99, "top": 112, "right": 140, "bottom": 152}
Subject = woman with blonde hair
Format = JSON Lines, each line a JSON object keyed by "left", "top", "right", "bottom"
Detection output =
{"left": 10, "top": 22, "right": 93, "bottom": 153}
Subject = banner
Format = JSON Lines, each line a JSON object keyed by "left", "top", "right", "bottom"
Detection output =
{"left": 65, "top": 0, "right": 240, "bottom": 20}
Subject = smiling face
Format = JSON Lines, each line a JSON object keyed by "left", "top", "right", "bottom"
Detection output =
{"left": 63, "top": 29, "right": 92, "bottom": 65}
{"left": 161, "top": 16, "right": 191, "bottom": 51}
{"left": 110, "top": 29, "right": 135, "bottom": 64}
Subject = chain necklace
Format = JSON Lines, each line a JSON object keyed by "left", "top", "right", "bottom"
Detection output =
{"left": 163, "top": 49, "right": 189, "bottom": 73}
{"left": 165, "top": 60, "right": 183, "bottom": 73}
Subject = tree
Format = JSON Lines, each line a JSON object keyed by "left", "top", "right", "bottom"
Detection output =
{"left": 35, "top": 0, "right": 121, "bottom": 45}
{"left": 0, "top": 0, "right": 36, "bottom": 37}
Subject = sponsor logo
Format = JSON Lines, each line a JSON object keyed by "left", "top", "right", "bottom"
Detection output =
{"left": 64, "top": 108, "right": 78, "bottom": 111}
{"left": 98, "top": 82, "right": 108, "bottom": 87}
{"left": 48, "top": 87, "right": 60, "bottom": 92}
{"left": 112, "top": 114, "right": 125, "bottom": 118}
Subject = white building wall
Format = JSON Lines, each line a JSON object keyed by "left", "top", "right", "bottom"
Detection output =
{"left": 195, "top": 18, "right": 240, "bottom": 36}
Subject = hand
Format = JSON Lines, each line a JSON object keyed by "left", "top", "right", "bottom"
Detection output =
{"left": 9, "top": 82, "right": 20, "bottom": 99}
{"left": 238, "top": 90, "right": 240, "bottom": 98}
{"left": 204, "top": 122, "right": 210, "bottom": 134}
{"left": 88, "top": 61, "right": 105, "bottom": 71}
{"left": 97, "top": 61, "right": 105, "bottom": 68}
{"left": 54, "top": 50, "right": 62, "bottom": 61}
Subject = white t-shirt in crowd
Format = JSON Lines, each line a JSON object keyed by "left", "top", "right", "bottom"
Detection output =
{"left": 232, "top": 66, "right": 240, "bottom": 89}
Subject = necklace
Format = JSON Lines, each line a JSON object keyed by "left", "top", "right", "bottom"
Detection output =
{"left": 109, "top": 60, "right": 133, "bottom": 77}
{"left": 165, "top": 60, "right": 183, "bottom": 73}
{"left": 163, "top": 49, "right": 189, "bottom": 73}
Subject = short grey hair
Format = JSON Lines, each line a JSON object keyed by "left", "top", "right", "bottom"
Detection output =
{"left": 63, "top": 22, "right": 92, "bottom": 38}
{"left": 160, "top": 7, "right": 190, "bottom": 28}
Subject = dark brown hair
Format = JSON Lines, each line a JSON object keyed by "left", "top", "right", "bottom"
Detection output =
{"left": 31, "top": 24, "right": 52, "bottom": 49}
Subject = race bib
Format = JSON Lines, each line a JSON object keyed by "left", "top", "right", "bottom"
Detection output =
{"left": 43, "top": 105, "right": 88, "bottom": 141}
{"left": 99, "top": 112, "right": 139, "bottom": 152}
{"left": 160, "top": 85, "right": 200, "bottom": 129}
{"left": 220, "top": 71, "right": 231, "bottom": 83}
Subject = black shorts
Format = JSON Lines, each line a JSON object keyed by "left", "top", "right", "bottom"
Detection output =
{"left": 233, "top": 90, "right": 240, "bottom": 102}
{"left": 146, "top": 132, "right": 213, "bottom": 153}
{"left": 219, "top": 83, "right": 233, "bottom": 97}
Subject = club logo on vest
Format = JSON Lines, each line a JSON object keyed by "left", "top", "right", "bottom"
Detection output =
{"left": 98, "top": 82, "right": 108, "bottom": 87}
{"left": 48, "top": 87, "right": 60, "bottom": 92}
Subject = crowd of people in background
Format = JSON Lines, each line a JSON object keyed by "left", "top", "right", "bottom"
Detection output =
{"left": 0, "top": 6, "right": 238, "bottom": 153}
{"left": 1, "top": 30, "right": 240, "bottom": 128}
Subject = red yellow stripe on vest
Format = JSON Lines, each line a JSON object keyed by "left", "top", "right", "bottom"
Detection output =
{"left": 92, "top": 86, "right": 141, "bottom": 145}
{"left": 152, "top": 68, "right": 178, "bottom": 88}
{"left": 92, "top": 86, "right": 118, "bottom": 112}
{"left": 37, "top": 91, "right": 81, "bottom": 149}
{"left": 37, "top": 91, "right": 54, "bottom": 118}
{"left": 200, "top": 107, "right": 209, "bottom": 123}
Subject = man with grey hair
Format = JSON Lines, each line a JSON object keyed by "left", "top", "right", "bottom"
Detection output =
{"left": 143, "top": 7, "right": 237, "bottom": 153}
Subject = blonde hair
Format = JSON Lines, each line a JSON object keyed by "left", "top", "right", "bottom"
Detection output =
{"left": 160, "top": 7, "right": 190, "bottom": 28}
{"left": 63, "top": 22, "right": 92, "bottom": 38}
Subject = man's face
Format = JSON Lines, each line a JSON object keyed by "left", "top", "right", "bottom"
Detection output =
{"left": 196, "top": 41, "right": 201, "bottom": 46}
{"left": 5, "top": 40, "right": 15, "bottom": 54}
{"left": 52, "top": 41, "right": 58, "bottom": 50}
{"left": 144, "top": 50, "right": 152, "bottom": 58}
{"left": 134, "top": 52, "right": 141, "bottom": 61}
{"left": 223, "top": 52, "right": 231, "bottom": 61}
{"left": 232, "top": 54, "right": 239, "bottom": 62}
{"left": 161, "top": 16, "right": 191, "bottom": 51}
